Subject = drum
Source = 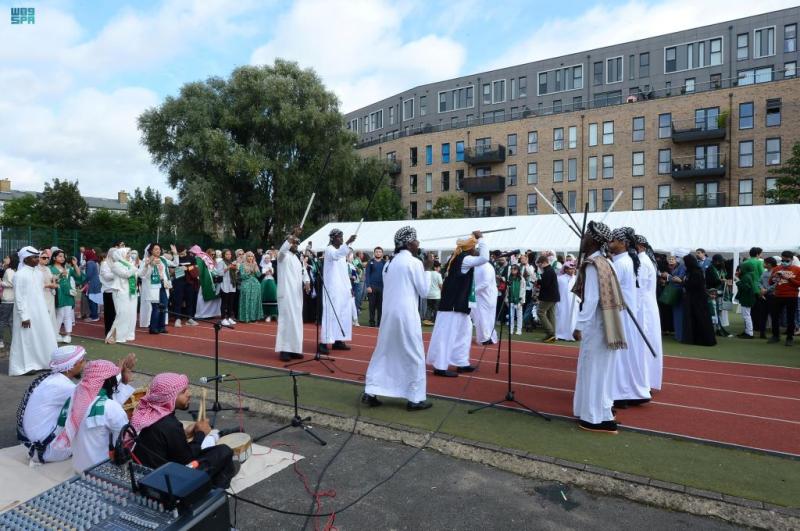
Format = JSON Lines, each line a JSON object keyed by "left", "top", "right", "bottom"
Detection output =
{"left": 123, "top": 387, "right": 148, "bottom": 420}
{"left": 219, "top": 433, "right": 253, "bottom": 463}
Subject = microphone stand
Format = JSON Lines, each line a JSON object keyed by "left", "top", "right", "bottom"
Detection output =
{"left": 469, "top": 262, "right": 549, "bottom": 421}
{"left": 241, "top": 371, "right": 327, "bottom": 446}
{"left": 170, "top": 310, "right": 250, "bottom": 422}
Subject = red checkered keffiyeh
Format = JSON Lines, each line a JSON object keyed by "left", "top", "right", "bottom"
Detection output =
{"left": 130, "top": 373, "right": 189, "bottom": 434}
{"left": 53, "top": 359, "right": 120, "bottom": 449}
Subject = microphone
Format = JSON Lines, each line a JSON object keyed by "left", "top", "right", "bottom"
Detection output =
{"left": 199, "top": 374, "right": 229, "bottom": 384}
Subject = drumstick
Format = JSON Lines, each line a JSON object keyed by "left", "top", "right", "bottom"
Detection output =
{"left": 198, "top": 388, "right": 207, "bottom": 422}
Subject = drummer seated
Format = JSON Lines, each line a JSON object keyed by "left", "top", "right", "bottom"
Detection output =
{"left": 131, "top": 373, "right": 236, "bottom": 489}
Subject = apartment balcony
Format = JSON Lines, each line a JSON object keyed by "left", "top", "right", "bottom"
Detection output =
{"left": 464, "top": 144, "right": 506, "bottom": 165}
{"left": 464, "top": 206, "right": 507, "bottom": 217}
{"left": 671, "top": 155, "right": 727, "bottom": 179}
{"left": 461, "top": 175, "right": 506, "bottom": 194}
{"left": 670, "top": 117, "right": 727, "bottom": 143}
{"left": 661, "top": 192, "right": 727, "bottom": 209}
{"left": 387, "top": 160, "right": 402, "bottom": 175}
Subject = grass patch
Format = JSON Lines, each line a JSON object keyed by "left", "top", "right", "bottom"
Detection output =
{"left": 78, "top": 336, "right": 800, "bottom": 507}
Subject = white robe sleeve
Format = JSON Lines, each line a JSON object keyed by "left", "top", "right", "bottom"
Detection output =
{"left": 461, "top": 240, "right": 489, "bottom": 271}
{"left": 328, "top": 244, "right": 350, "bottom": 261}
{"left": 112, "top": 382, "right": 136, "bottom": 405}
{"left": 575, "top": 265, "right": 599, "bottom": 332}
{"left": 106, "top": 401, "right": 130, "bottom": 446}
{"left": 14, "top": 268, "right": 31, "bottom": 322}
{"left": 410, "top": 258, "right": 429, "bottom": 298}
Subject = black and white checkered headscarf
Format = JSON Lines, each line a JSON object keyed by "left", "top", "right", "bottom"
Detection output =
{"left": 612, "top": 227, "right": 640, "bottom": 281}
{"left": 587, "top": 221, "right": 612, "bottom": 244}
{"left": 394, "top": 226, "right": 417, "bottom": 249}
{"left": 634, "top": 234, "right": 657, "bottom": 266}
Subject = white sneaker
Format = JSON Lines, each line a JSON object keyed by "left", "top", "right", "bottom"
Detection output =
{"left": 0, "top": 341, "right": 5, "bottom": 349}
{"left": 174, "top": 319, "right": 182, "bottom": 328}
{"left": 221, "top": 318, "right": 230, "bottom": 326}
{"left": 229, "top": 319, "right": 236, "bottom": 325}
{"left": 187, "top": 319, "right": 198, "bottom": 326}
{"left": 265, "top": 316, "right": 271, "bottom": 322}
{"left": 63, "top": 335, "right": 72, "bottom": 344}
{"left": 57, "top": 335, "right": 66, "bottom": 343}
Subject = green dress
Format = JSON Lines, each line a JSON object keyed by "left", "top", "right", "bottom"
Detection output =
{"left": 261, "top": 271, "right": 278, "bottom": 318}
{"left": 238, "top": 265, "right": 264, "bottom": 322}
{"left": 49, "top": 265, "right": 85, "bottom": 308}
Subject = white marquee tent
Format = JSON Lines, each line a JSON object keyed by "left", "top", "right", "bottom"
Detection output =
{"left": 300, "top": 204, "right": 800, "bottom": 258}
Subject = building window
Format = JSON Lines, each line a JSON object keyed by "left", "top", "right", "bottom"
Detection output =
{"left": 755, "top": 26, "right": 776, "bottom": 58}
{"left": 567, "top": 190, "right": 577, "bottom": 213}
{"left": 527, "top": 193, "right": 537, "bottom": 214}
{"left": 410, "top": 174, "right": 417, "bottom": 194}
{"left": 737, "top": 33, "right": 749, "bottom": 60}
{"left": 786, "top": 62, "right": 797, "bottom": 78}
{"left": 632, "top": 116, "right": 645, "bottom": 142}
{"left": 492, "top": 80, "right": 506, "bottom": 103}
{"left": 403, "top": 99, "right": 414, "bottom": 121}
{"left": 573, "top": 96, "right": 583, "bottom": 110}
{"left": 639, "top": 52, "right": 650, "bottom": 77}
{"left": 588, "top": 189, "right": 597, "bottom": 212}
{"left": 766, "top": 138, "right": 781, "bottom": 165}
{"left": 388, "top": 106, "right": 396, "bottom": 125}
{"left": 766, "top": 99, "right": 781, "bottom": 127}
{"left": 629, "top": 54, "right": 635, "bottom": 80}
{"left": 738, "top": 180, "right": 753, "bottom": 206}
{"left": 766, "top": 177, "right": 778, "bottom": 204}
{"left": 632, "top": 186, "right": 645, "bottom": 211}
{"left": 658, "top": 184, "right": 671, "bottom": 208}
{"left": 665, "top": 47, "right": 677, "bottom": 73}
{"left": 419, "top": 95, "right": 427, "bottom": 116}
{"left": 424, "top": 200, "right": 432, "bottom": 212}
{"left": 366, "top": 110, "right": 383, "bottom": 132}
{"left": 602, "top": 121, "right": 614, "bottom": 145}
{"left": 695, "top": 107, "right": 719, "bottom": 130}
{"left": 482, "top": 83, "right": 491, "bottom": 104}
{"left": 455, "top": 169, "right": 464, "bottom": 191}
{"left": 787, "top": 24, "right": 798, "bottom": 53}
{"left": 602, "top": 188, "right": 614, "bottom": 211}
{"left": 553, "top": 128, "right": 564, "bottom": 150}
{"left": 738, "top": 67, "right": 773, "bottom": 85}
{"left": 568, "top": 126, "right": 577, "bottom": 149}
{"left": 425, "top": 173, "right": 432, "bottom": 193}
{"left": 593, "top": 61, "right": 603, "bottom": 85}
{"left": 588, "top": 123, "right": 598, "bottom": 146}
{"left": 527, "top": 162, "right": 538, "bottom": 184}
{"left": 739, "top": 102, "right": 754, "bottom": 129}
{"left": 507, "top": 164, "right": 517, "bottom": 187}
{"left": 588, "top": 156, "right": 598, "bottom": 180}
{"left": 658, "top": 113, "right": 671, "bottom": 138}
{"left": 410, "top": 147, "right": 418, "bottom": 166}
{"left": 710, "top": 38, "right": 722, "bottom": 65}
{"left": 518, "top": 76, "right": 527, "bottom": 98}
{"left": 553, "top": 160, "right": 564, "bottom": 183}
{"left": 568, "top": 158, "right": 577, "bottom": 182}
{"left": 425, "top": 145, "right": 432, "bottom": 165}
{"left": 506, "top": 194, "right": 517, "bottom": 215}
{"left": 695, "top": 144, "right": 720, "bottom": 169}
{"left": 602, "top": 155, "right": 614, "bottom": 179}
{"left": 632, "top": 152, "right": 645, "bottom": 176}
{"left": 685, "top": 78, "right": 695, "bottom": 93}
{"left": 507, "top": 134, "right": 517, "bottom": 155}
{"left": 739, "top": 141, "right": 753, "bottom": 168}
{"left": 606, "top": 56, "right": 623, "bottom": 83}
{"left": 439, "top": 93, "right": 446, "bottom": 113}
{"left": 441, "top": 143, "right": 450, "bottom": 164}
{"left": 456, "top": 141, "right": 464, "bottom": 162}
{"left": 527, "top": 131, "right": 538, "bottom": 153}
{"left": 410, "top": 201, "right": 417, "bottom": 219}
{"left": 553, "top": 99, "right": 562, "bottom": 113}
{"left": 538, "top": 72, "right": 547, "bottom": 96}
{"left": 511, "top": 78, "right": 518, "bottom": 100}
{"left": 658, "top": 149, "right": 671, "bottom": 174}
{"left": 440, "top": 171, "right": 450, "bottom": 192}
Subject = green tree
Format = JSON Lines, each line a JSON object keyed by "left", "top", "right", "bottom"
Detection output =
{"left": 420, "top": 194, "right": 465, "bottom": 219}
{"left": 139, "top": 60, "right": 384, "bottom": 244}
{"left": 127, "top": 187, "right": 163, "bottom": 233}
{"left": 37, "top": 179, "right": 89, "bottom": 229}
{"left": 0, "top": 194, "right": 42, "bottom": 226}
{"left": 766, "top": 142, "right": 800, "bottom": 203}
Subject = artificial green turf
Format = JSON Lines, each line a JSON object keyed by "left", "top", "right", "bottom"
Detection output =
{"left": 77, "top": 337, "right": 800, "bottom": 507}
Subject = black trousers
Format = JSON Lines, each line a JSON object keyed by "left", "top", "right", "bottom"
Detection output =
{"left": 103, "top": 292, "right": 115, "bottom": 336}
{"left": 756, "top": 295, "right": 772, "bottom": 337}
{"left": 220, "top": 291, "right": 236, "bottom": 319}
{"left": 367, "top": 287, "right": 383, "bottom": 326}
{"left": 171, "top": 278, "right": 197, "bottom": 320}
{"left": 197, "top": 445, "right": 237, "bottom": 489}
{"left": 771, "top": 296, "right": 798, "bottom": 339}
{"left": 752, "top": 297, "right": 767, "bottom": 336}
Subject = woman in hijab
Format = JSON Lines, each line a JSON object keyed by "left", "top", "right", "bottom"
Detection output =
{"left": 680, "top": 255, "right": 716, "bottom": 346}
{"left": 260, "top": 251, "right": 279, "bottom": 322}
{"left": 106, "top": 247, "right": 138, "bottom": 344}
{"left": 238, "top": 251, "right": 264, "bottom": 323}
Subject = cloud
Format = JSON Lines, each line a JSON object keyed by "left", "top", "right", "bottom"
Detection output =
{"left": 487, "top": 0, "right": 800, "bottom": 70}
{"left": 250, "top": 0, "right": 467, "bottom": 112}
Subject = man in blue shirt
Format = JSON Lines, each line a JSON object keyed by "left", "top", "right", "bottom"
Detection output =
{"left": 364, "top": 247, "right": 386, "bottom": 327}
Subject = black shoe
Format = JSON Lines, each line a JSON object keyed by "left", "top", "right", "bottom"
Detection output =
{"left": 578, "top": 420, "right": 618, "bottom": 434}
{"left": 290, "top": 352, "right": 304, "bottom": 359}
{"left": 456, "top": 365, "right": 477, "bottom": 373}
{"left": 481, "top": 339, "right": 494, "bottom": 346}
{"left": 332, "top": 341, "right": 351, "bottom": 351}
{"left": 741, "top": 334, "right": 753, "bottom": 339}
{"left": 149, "top": 329, "right": 160, "bottom": 335}
{"left": 786, "top": 337, "right": 794, "bottom": 347}
{"left": 279, "top": 352, "right": 292, "bottom": 362}
{"left": 433, "top": 369, "right": 458, "bottom": 377}
{"left": 406, "top": 400, "right": 433, "bottom": 411}
{"left": 361, "top": 393, "right": 382, "bottom": 407}
{"left": 158, "top": 328, "right": 168, "bottom": 334}
{"left": 759, "top": 334, "right": 767, "bottom": 339}
{"left": 767, "top": 336, "right": 780, "bottom": 344}
{"left": 613, "top": 400, "right": 629, "bottom": 409}
{"left": 736, "top": 332, "right": 750, "bottom": 338}
{"left": 627, "top": 398, "right": 651, "bottom": 406}
{"left": 369, "top": 321, "right": 376, "bottom": 327}
{"left": 318, "top": 343, "right": 330, "bottom": 354}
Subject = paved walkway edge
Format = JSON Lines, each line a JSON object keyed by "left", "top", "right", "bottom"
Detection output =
{"left": 187, "top": 381, "right": 799, "bottom": 531}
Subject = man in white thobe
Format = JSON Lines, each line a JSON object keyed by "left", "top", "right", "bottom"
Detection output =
{"left": 10, "top": 246, "right": 57, "bottom": 376}
{"left": 427, "top": 231, "right": 488, "bottom": 377}
{"left": 572, "top": 221, "right": 626, "bottom": 433}
{"left": 276, "top": 227, "right": 311, "bottom": 361}
{"left": 471, "top": 261, "right": 498, "bottom": 345}
{"left": 555, "top": 261, "right": 579, "bottom": 341}
{"left": 634, "top": 234, "right": 664, "bottom": 390}
{"left": 319, "top": 229, "right": 356, "bottom": 353}
{"left": 609, "top": 227, "right": 651, "bottom": 407}
{"left": 364, "top": 227, "right": 432, "bottom": 410}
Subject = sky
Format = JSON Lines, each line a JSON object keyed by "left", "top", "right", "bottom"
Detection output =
{"left": 0, "top": 0, "right": 797, "bottom": 199}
